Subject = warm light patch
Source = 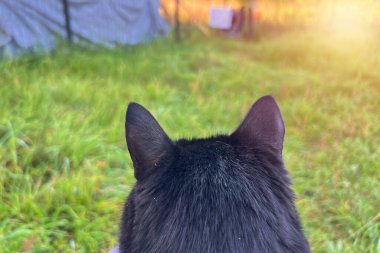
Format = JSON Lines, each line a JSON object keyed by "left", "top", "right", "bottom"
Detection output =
{"left": 317, "top": 1, "right": 376, "bottom": 40}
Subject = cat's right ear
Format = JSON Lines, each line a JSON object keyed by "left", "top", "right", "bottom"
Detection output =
{"left": 125, "top": 103, "right": 173, "bottom": 181}
{"left": 231, "top": 96, "right": 285, "bottom": 155}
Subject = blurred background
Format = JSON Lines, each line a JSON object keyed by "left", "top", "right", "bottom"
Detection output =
{"left": 0, "top": 0, "right": 379, "bottom": 252}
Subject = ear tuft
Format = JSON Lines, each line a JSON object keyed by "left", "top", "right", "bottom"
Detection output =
{"left": 231, "top": 95, "right": 285, "bottom": 154}
{"left": 125, "top": 103, "right": 173, "bottom": 181}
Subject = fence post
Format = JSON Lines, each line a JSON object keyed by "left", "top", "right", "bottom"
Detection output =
{"left": 247, "top": 6, "right": 253, "bottom": 40}
{"left": 174, "top": 0, "right": 180, "bottom": 42}
{"left": 247, "top": 1, "right": 256, "bottom": 40}
{"left": 62, "top": 0, "right": 73, "bottom": 42}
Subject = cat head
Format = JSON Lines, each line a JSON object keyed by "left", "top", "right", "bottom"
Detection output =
{"left": 121, "top": 96, "right": 309, "bottom": 253}
{"left": 125, "top": 95, "right": 285, "bottom": 182}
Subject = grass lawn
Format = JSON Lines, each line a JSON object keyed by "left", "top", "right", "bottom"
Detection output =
{"left": 0, "top": 30, "right": 379, "bottom": 252}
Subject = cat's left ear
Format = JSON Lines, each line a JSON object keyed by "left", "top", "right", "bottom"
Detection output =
{"left": 125, "top": 103, "right": 173, "bottom": 181}
{"left": 231, "top": 95, "right": 285, "bottom": 154}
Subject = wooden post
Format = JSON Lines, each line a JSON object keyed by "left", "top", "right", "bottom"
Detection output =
{"left": 62, "top": 0, "right": 73, "bottom": 42}
{"left": 174, "top": 0, "right": 180, "bottom": 42}
{"left": 247, "top": 6, "right": 253, "bottom": 40}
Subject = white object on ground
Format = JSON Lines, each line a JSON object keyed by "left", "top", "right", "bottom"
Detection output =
{"left": 208, "top": 7, "right": 234, "bottom": 30}
{"left": 108, "top": 246, "right": 119, "bottom": 253}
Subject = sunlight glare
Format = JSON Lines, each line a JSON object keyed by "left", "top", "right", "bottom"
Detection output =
{"left": 318, "top": 1, "right": 374, "bottom": 40}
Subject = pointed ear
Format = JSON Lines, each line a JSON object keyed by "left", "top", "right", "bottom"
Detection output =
{"left": 125, "top": 103, "right": 173, "bottom": 181}
{"left": 231, "top": 96, "right": 285, "bottom": 154}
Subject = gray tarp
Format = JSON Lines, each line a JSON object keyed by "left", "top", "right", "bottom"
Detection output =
{"left": 0, "top": 0, "right": 170, "bottom": 57}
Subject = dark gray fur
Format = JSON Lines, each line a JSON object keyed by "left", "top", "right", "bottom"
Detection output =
{"left": 120, "top": 96, "right": 310, "bottom": 253}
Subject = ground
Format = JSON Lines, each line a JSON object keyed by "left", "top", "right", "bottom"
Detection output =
{"left": 0, "top": 30, "right": 379, "bottom": 252}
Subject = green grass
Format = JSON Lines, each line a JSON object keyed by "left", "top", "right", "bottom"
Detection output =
{"left": 0, "top": 30, "right": 379, "bottom": 253}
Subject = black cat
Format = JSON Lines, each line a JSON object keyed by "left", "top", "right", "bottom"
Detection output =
{"left": 119, "top": 96, "right": 310, "bottom": 253}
